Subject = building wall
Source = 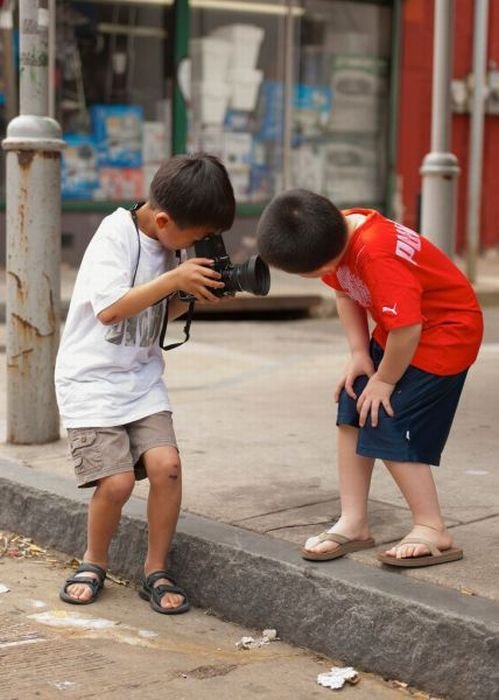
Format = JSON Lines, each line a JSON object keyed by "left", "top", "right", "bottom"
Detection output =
{"left": 398, "top": 0, "right": 499, "bottom": 251}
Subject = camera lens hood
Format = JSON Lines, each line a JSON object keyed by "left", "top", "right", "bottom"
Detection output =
{"left": 235, "top": 255, "right": 271, "bottom": 296}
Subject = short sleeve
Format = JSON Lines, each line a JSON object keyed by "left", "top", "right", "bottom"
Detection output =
{"left": 321, "top": 271, "right": 341, "bottom": 291}
{"left": 80, "top": 230, "right": 134, "bottom": 317}
{"left": 360, "top": 254, "right": 423, "bottom": 330}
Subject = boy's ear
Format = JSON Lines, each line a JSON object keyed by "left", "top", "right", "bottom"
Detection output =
{"left": 154, "top": 211, "right": 171, "bottom": 230}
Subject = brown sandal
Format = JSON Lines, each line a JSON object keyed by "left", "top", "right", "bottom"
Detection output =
{"left": 302, "top": 532, "right": 375, "bottom": 561}
{"left": 377, "top": 537, "right": 463, "bottom": 568}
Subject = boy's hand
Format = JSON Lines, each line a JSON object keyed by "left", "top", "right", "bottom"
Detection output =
{"left": 356, "top": 372, "right": 395, "bottom": 428}
{"left": 334, "top": 352, "right": 374, "bottom": 402}
{"left": 173, "top": 258, "right": 225, "bottom": 302}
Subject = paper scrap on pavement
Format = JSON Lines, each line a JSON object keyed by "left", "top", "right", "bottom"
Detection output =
{"left": 236, "top": 628, "right": 279, "bottom": 649}
{"left": 317, "top": 666, "right": 359, "bottom": 689}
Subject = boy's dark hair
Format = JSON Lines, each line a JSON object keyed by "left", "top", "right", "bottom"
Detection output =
{"left": 150, "top": 153, "right": 236, "bottom": 231}
{"left": 256, "top": 189, "right": 348, "bottom": 273}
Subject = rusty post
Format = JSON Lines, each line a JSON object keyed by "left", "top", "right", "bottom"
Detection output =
{"left": 1, "top": 0, "right": 64, "bottom": 443}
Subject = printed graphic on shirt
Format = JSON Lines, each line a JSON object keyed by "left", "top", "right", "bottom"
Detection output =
{"left": 393, "top": 221, "right": 421, "bottom": 265}
{"left": 105, "top": 301, "right": 166, "bottom": 347}
{"left": 336, "top": 265, "right": 372, "bottom": 307}
{"left": 381, "top": 303, "right": 399, "bottom": 316}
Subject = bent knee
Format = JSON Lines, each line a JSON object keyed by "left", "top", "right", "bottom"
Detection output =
{"left": 97, "top": 472, "right": 135, "bottom": 505}
{"left": 146, "top": 451, "right": 181, "bottom": 485}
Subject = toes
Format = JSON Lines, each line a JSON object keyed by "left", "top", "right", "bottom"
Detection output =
{"left": 162, "top": 594, "right": 183, "bottom": 609}
{"left": 66, "top": 584, "right": 86, "bottom": 601}
{"left": 385, "top": 544, "right": 430, "bottom": 559}
{"left": 153, "top": 580, "right": 185, "bottom": 610}
{"left": 304, "top": 541, "right": 339, "bottom": 555}
{"left": 388, "top": 544, "right": 430, "bottom": 559}
{"left": 304, "top": 535, "right": 340, "bottom": 554}
{"left": 304, "top": 535, "right": 322, "bottom": 549}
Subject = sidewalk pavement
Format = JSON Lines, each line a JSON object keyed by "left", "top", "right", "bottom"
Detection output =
{"left": 0, "top": 257, "right": 498, "bottom": 700}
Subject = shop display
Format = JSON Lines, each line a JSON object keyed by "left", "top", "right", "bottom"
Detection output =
{"left": 90, "top": 104, "right": 144, "bottom": 168}
{"left": 61, "top": 134, "right": 99, "bottom": 200}
{"left": 1, "top": 0, "right": 392, "bottom": 211}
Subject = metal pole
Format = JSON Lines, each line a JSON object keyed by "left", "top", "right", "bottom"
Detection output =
{"left": 48, "top": 0, "right": 56, "bottom": 119}
{"left": 282, "top": 0, "right": 296, "bottom": 190}
{"left": 466, "top": 0, "right": 489, "bottom": 283}
{"left": 419, "top": 0, "right": 460, "bottom": 256}
{"left": 1, "top": 0, "right": 64, "bottom": 444}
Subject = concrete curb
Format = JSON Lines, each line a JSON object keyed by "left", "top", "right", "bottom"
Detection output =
{"left": 0, "top": 459, "right": 498, "bottom": 700}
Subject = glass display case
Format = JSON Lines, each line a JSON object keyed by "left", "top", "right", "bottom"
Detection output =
{"left": 187, "top": 0, "right": 392, "bottom": 209}
{"left": 54, "top": 0, "right": 175, "bottom": 202}
{"left": 0, "top": 0, "right": 393, "bottom": 220}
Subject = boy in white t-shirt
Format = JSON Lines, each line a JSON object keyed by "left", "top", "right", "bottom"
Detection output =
{"left": 55, "top": 154, "right": 235, "bottom": 614}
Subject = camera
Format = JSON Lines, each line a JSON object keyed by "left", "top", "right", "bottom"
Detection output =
{"left": 178, "top": 234, "right": 271, "bottom": 301}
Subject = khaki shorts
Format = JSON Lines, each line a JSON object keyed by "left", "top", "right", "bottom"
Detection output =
{"left": 67, "top": 411, "right": 178, "bottom": 488}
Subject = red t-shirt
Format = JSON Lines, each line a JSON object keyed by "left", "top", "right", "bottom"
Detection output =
{"left": 322, "top": 209, "right": 483, "bottom": 375}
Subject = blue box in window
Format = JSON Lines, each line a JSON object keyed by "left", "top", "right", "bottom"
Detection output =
{"left": 90, "top": 104, "right": 144, "bottom": 168}
{"left": 61, "top": 134, "right": 99, "bottom": 199}
{"left": 256, "top": 80, "right": 284, "bottom": 142}
{"left": 256, "top": 81, "right": 332, "bottom": 143}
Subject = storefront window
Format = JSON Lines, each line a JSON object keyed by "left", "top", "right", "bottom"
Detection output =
{"left": 292, "top": 0, "right": 392, "bottom": 208}
{"left": 56, "top": 0, "right": 174, "bottom": 202}
{"left": 1, "top": 0, "right": 392, "bottom": 210}
{"left": 187, "top": 0, "right": 392, "bottom": 208}
{"left": 188, "top": 0, "right": 290, "bottom": 204}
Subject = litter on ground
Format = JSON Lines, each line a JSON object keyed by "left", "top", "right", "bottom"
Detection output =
{"left": 317, "top": 666, "right": 359, "bottom": 690}
{"left": 236, "top": 629, "right": 279, "bottom": 650}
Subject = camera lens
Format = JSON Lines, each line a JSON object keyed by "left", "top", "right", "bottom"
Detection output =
{"left": 229, "top": 255, "right": 271, "bottom": 296}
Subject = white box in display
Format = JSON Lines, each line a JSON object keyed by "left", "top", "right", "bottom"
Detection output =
{"left": 189, "top": 37, "right": 232, "bottom": 82}
{"left": 329, "top": 55, "right": 388, "bottom": 133}
{"left": 188, "top": 124, "right": 225, "bottom": 158}
{"left": 322, "top": 139, "right": 380, "bottom": 204}
{"left": 227, "top": 68, "right": 263, "bottom": 111}
{"left": 211, "top": 24, "right": 264, "bottom": 69}
{"left": 142, "top": 121, "right": 170, "bottom": 164}
{"left": 291, "top": 145, "right": 324, "bottom": 193}
{"left": 222, "top": 132, "right": 253, "bottom": 168}
{"left": 191, "top": 81, "right": 230, "bottom": 125}
{"left": 227, "top": 166, "right": 251, "bottom": 200}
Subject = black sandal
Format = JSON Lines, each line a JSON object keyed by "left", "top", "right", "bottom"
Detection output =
{"left": 138, "top": 570, "right": 190, "bottom": 615}
{"left": 59, "top": 563, "right": 107, "bottom": 605}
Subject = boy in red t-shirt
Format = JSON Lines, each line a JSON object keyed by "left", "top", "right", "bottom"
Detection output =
{"left": 256, "top": 189, "right": 483, "bottom": 568}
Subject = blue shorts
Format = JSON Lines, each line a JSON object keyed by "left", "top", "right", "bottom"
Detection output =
{"left": 337, "top": 341, "right": 468, "bottom": 466}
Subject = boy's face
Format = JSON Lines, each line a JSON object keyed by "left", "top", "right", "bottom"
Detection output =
{"left": 153, "top": 212, "right": 216, "bottom": 250}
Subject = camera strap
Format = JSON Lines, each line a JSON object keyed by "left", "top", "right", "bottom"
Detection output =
{"left": 129, "top": 202, "right": 194, "bottom": 352}
{"left": 159, "top": 251, "right": 195, "bottom": 351}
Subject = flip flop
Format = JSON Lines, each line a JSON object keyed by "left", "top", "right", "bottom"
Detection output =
{"left": 59, "top": 562, "right": 107, "bottom": 605}
{"left": 302, "top": 532, "right": 376, "bottom": 561}
{"left": 138, "top": 570, "right": 190, "bottom": 615}
{"left": 377, "top": 537, "right": 463, "bottom": 568}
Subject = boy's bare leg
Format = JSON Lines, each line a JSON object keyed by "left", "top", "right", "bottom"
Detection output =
{"left": 65, "top": 472, "right": 136, "bottom": 601}
{"left": 383, "top": 460, "right": 453, "bottom": 559}
{"left": 143, "top": 445, "right": 184, "bottom": 610}
{"left": 304, "top": 425, "right": 375, "bottom": 555}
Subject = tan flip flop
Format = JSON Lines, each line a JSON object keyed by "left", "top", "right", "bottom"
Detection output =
{"left": 302, "top": 532, "right": 376, "bottom": 561}
{"left": 377, "top": 536, "right": 463, "bottom": 568}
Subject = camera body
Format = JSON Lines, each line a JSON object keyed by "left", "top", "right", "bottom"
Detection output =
{"left": 178, "top": 234, "right": 270, "bottom": 302}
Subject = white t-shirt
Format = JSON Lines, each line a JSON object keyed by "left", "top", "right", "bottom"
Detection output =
{"left": 55, "top": 207, "right": 178, "bottom": 428}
